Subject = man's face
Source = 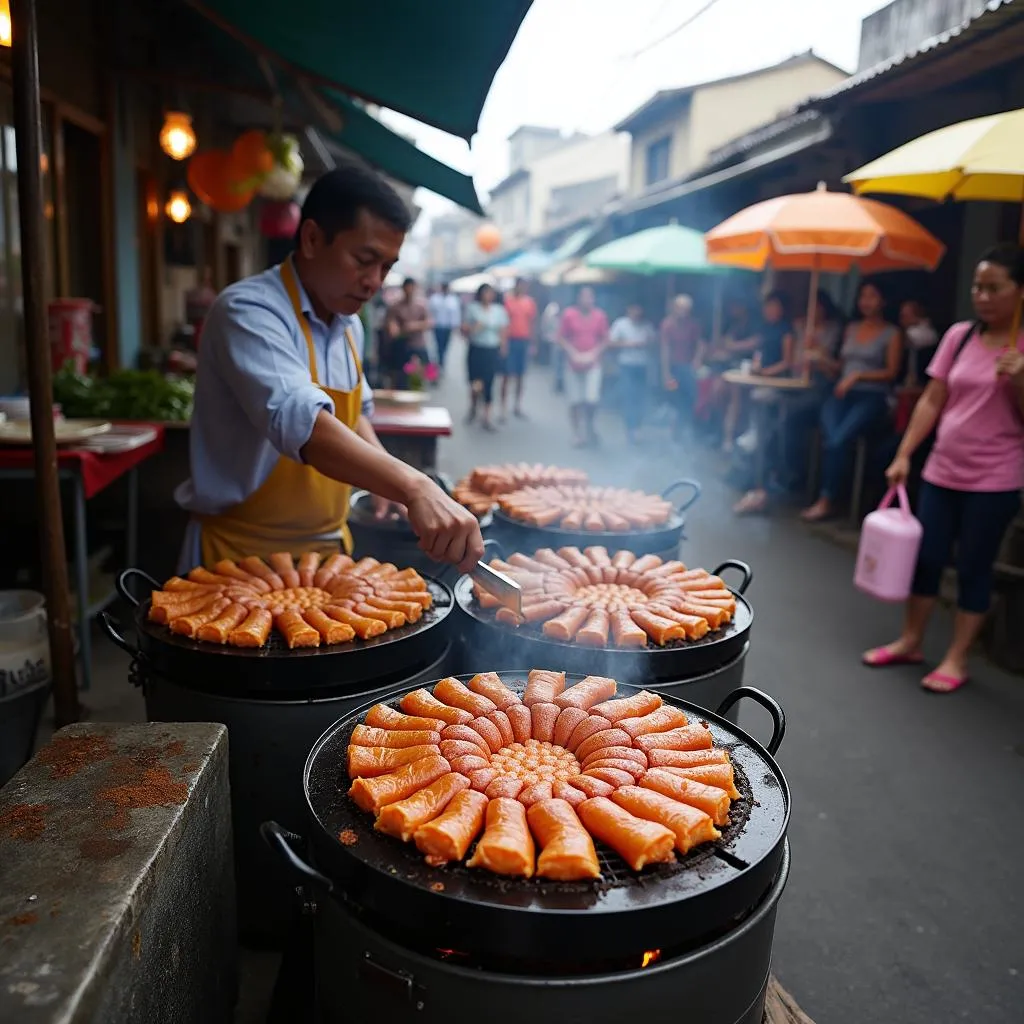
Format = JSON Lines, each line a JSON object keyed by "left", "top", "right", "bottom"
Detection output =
{"left": 579, "top": 287, "right": 595, "bottom": 311}
{"left": 300, "top": 207, "right": 405, "bottom": 316}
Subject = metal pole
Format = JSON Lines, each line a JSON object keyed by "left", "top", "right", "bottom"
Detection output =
{"left": 11, "top": 0, "right": 80, "bottom": 725}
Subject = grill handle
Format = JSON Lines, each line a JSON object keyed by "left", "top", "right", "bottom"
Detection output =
{"left": 712, "top": 559, "right": 753, "bottom": 595}
{"left": 116, "top": 568, "right": 162, "bottom": 609}
{"left": 716, "top": 687, "right": 786, "bottom": 755}
{"left": 482, "top": 537, "right": 506, "bottom": 560}
{"left": 260, "top": 821, "right": 334, "bottom": 893}
{"left": 100, "top": 612, "right": 140, "bottom": 659}
{"left": 662, "top": 478, "right": 702, "bottom": 514}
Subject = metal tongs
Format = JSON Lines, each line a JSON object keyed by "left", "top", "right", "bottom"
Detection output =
{"left": 470, "top": 560, "right": 522, "bottom": 616}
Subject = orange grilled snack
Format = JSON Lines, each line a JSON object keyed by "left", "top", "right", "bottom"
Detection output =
{"left": 365, "top": 704, "right": 444, "bottom": 731}
{"left": 347, "top": 744, "right": 442, "bottom": 779}
{"left": 351, "top": 726, "right": 442, "bottom": 749}
{"left": 523, "top": 669, "right": 567, "bottom": 706}
{"left": 413, "top": 789, "right": 489, "bottom": 865}
{"left": 592, "top": 690, "right": 663, "bottom": 723}
{"left": 400, "top": 689, "right": 474, "bottom": 726}
{"left": 348, "top": 755, "right": 451, "bottom": 815}
{"left": 467, "top": 672, "right": 522, "bottom": 710}
{"left": 663, "top": 763, "right": 741, "bottom": 799}
{"left": 433, "top": 677, "right": 498, "bottom": 717}
{"left": 527, "top": 798, "right": 600, "bottom": 880}
{"left": 647, "top": 747, "right": 731, "bottom": 770}
{"left": 618, "top": 706, "right": 690, "bottom": 741}
{"left": 554, "top": 675, "right": 617, "bottom": 710}
{"left": 635, "top": 723, "right": 713, "bottom": 754}
{"left": 150, "top": 556, "right": 431, "bottom": 648}
{"left": 466, "top": 797, "right": 535, "bottom": 877}
{"left": 611, "top": 786, "right": 720, "bottom": 854}
{"left": 641, "top": 768, "right": 732, "bottom": 826}
{"left": 577, "top": 796, "right": 676, "bottom": 870}
{"left": 375, "top": 772, "right": 469, "bottom": 842}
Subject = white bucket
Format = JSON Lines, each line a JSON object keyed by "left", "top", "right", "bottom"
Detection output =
{"left": 0, "top": 590, "right": 51, "bottom": 698}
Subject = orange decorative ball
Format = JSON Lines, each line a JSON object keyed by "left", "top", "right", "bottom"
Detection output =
{"left": 231, "top": 130, "right": 274, "bottom": 180}
{"left": 476, "top": 223, "right": 501, "bottom": 253}
{"left": 187, "top": 150, "right": 256, "bottom": 214}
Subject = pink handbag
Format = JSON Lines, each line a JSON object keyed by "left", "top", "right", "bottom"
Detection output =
{"left": 854, "top": 485, "right": 923, "bottom": 602}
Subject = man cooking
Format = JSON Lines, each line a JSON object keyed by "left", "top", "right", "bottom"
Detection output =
{"left": 175, "top": 164, "right": 483, "bottom": 574}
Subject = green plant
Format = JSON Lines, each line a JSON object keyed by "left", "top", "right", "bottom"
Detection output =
{"left": 52, "top": 364, "right": 194, "bottom": 421}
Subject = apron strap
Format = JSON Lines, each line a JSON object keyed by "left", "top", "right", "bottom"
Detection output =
{"left": 281, "top": 256, "right": 363, "bottom": 391}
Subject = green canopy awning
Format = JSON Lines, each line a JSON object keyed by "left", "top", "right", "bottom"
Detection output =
{"left": 585, "top": 224, "right": 726, "bottom": 275}
{"left": 195, "top": 0, "right": 533, "bottom": 140}
{"left": 324, "top": 91, "right": 483, "bottom": 213}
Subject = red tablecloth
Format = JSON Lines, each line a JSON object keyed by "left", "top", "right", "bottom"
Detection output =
{"left": 0, "top": 424, "right": 166, "bottom": 499}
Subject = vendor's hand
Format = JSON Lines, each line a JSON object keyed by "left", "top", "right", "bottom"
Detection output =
{"left": 885, "top": 454, "right": 911, "bottom": 488}
{"left": 372, "top": 495, "right": 406, "bottom": 520}
{"left": 404, "top": 476, "right": 484, "bottom": 573}
{"left": 996, "top": 348, "right": 1024, "bottom": 379}
{"left": 834, "top": 374, "right": 858, "bottom": 399}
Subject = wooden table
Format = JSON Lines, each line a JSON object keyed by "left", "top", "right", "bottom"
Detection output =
{"left": 721, "top": 373, "right": 814, "bottom": 490}
{"left": 0, "top": 425, "right": 165, "bottom": 690}
{"left": 369, "top": 403, "right": 452, "bottom": 471}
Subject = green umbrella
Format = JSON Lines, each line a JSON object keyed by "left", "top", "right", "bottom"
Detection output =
{"left": 584, "top": 223, "right": 725, "bottom": 274}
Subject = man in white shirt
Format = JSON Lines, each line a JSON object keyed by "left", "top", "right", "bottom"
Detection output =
{"left": 428, "top": 282, "right": 461, "bottom": 371}
{"left": 610, "top": 303, "right": 655, "bottom": 444}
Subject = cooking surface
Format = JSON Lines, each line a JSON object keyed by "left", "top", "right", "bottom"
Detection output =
{"left": 454, "top": 576, "right": 750, "bottom": 656}
{"left": 492, "top": 506, "right": 685, "bottom": 539}
{"left": 138, "top": 576, "right": 452, "bottom": 661}
{"left": 306, "top": 675, "right": 787, "bottom": 924}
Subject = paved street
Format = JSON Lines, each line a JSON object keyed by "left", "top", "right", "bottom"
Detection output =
{"left": 78, "top": 335, "right": 1024, "bottom": 1023}
{"left": 432, "top": 336, "right": 1024, "bottom": 1024}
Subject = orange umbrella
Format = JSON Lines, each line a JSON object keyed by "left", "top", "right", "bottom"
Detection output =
{"left": 705, "top": 183, "right": 945, "bottom": 375}
{"left": 705, "top": 182, "right": 945, "bottom": 274}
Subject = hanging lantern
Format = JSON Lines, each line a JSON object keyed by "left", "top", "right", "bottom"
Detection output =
{"left": 257, "top": 134, "right": 304, "bottom": 200}
{"left": 159, "top": 112, "right": 197, "bottom": 161}
{"left": 476, "top": 224, "right": 501, "bottom": 253}
{"left": 0, "top": 1, "right": 11, "bottom": 48}
{"left": 259, "top": 200, "right": 301, "bottom": 239}
{"left": 187, "top": 150, "right": 255, "bottom": 213}
{"left": 165, "top": 190, "right": 192, "bottom": 224}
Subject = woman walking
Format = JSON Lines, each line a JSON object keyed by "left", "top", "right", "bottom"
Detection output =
{"left": 802, "top": 281, "right": 902, "bottom": 521}
{"left": 863, "top": 244, "right": 1024, "bottom": 693}
{"left": 462, "top": 283, "right": 509, "bottom": 432}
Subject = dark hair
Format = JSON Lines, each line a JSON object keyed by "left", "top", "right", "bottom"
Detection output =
{"left": 297, "top": 162, "right": 412, "bottom": 244}
{"left": 858, "top": 278, "right": 886, "bottom": 302}
{"left": 815, "top": 289, "right": 840, "bottom": 323}
{"left": 402, "top": 277, "right": 417, "bottom": 289}
{"left": 475, "top": 283, "right": 495, "bottom": 302}
{"left": 979, "top": 243, "right": 1024, "bottom": 286}
{"left": 762, "top": 290, "right": 789, "bottom": 318}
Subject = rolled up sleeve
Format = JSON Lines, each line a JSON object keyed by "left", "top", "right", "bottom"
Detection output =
{"left": 210, "top": 292, "right": 332, "bottom": 461}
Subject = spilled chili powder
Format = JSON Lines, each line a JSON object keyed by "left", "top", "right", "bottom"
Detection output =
{"left": 5, "top": 912, "right": 37, "bottom": 927}
{"left": 79, "top": 836, "right": 134, "bottom": 861}
{"left": 97, "top": 765, "right": 188, "bottom": 829}
{"left": 338, "top": 830, "right": 359, "bottom": 846}
{"left": 37, "top": 733, "right": 112, "bottom": 779}
{"left": 0, "top": 804, "right": 49, "bottom": 841}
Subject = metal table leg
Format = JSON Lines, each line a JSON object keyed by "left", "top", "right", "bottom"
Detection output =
{"left": 71, "top": 471, "right": 91, "bottom": 691}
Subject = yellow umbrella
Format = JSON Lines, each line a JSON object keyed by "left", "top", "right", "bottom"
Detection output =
{"left": 844, "top": 107, "right": 1024, "bottom": 232}
{"left": 844, "top": 107, "right": 1024, "bottom": 338}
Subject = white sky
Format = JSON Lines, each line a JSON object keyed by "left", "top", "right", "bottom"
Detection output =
{"left": 383, "top": 0, "right": 892, "bottom": 228}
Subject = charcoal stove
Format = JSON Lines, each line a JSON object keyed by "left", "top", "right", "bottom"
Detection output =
{"left": 265, "top": 676, "right": 790, "bottom": 1024}
{"left": 490, "top": 479, "right": 702, "bottom": 560}
{"left": 101, "top": 568, "right": 456, "bottom": 947}
{"left": 455, "top": 558, "right": 754, "bottom": 715}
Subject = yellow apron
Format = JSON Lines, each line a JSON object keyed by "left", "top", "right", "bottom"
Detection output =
{"left": 198, "top": 257, "right": 361, "bottom": 565}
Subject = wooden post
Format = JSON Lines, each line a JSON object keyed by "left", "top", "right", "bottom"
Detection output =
{"left": 11, "top": 0, "right": 80, "bottom": 726}
{"left": 802, "top": 259, "right": 819, "bottom": 384}
{"left": 711, "top": 274, "right": 723, "bottom": 345}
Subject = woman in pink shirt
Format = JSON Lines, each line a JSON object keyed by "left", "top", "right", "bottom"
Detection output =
{"left": 864, "top": 244, "right": 1024, "bottom": 692}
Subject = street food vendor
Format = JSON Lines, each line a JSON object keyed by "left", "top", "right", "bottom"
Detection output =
{"left": 175, "top": 164, "right": 483, "bottom": 574}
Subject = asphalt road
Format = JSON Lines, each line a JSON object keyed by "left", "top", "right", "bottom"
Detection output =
{"left": 433, "top": 337, "right": 1024, "bottom": 1024}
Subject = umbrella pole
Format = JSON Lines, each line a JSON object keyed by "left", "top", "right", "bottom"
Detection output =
{"left": 712, "top": 276, "right": 723, "bottom": 345}
{"left": 802, "top": 261, "right": 819, "bottom": 384}
{"left": 11, "top": 0, "right": 80, "bottom": 726}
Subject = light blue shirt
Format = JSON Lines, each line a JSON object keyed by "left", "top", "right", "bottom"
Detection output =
{"left": 174, "top": 262, "right": 372, "bottom": 569}
{"left": 465, "top": 302, "right": 509, "bottom": 349}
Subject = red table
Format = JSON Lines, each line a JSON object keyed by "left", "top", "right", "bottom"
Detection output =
{"left": 0, "top": 425, "right": 165, "bottom": 690}
{"left": 369, "top": 405, "right": 452, "bottom": 471}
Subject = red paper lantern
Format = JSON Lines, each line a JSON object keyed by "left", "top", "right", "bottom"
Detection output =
{"left": 259, "top": 200, "right": 301, "bottom": 239}
{"left": 476, "top": 223, "right": 501, "bottom": 253}
{"left": 187, "top": 150, "right": 255, "bottom": 213}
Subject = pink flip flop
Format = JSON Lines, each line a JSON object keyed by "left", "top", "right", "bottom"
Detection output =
{"left": 861, "top": 647, "right": 924, "bottom": 668}
{"left": 921, "top": 671, "right": 969, "bottom": 694}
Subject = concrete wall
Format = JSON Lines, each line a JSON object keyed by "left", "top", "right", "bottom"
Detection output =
{"left": 489, "top": 177, "right": 531, "bottom": 252}
{"left": 688, "top": 59, "right": 848, "bottom": 169}
{"left": 509, "top": 127, "right": 574, "bottom": 173}
{"left": 858, "top": 0, "right": 989, "bottom": 70}
{"left": 628, "top": 102, "right": 693, "bottom": 195}
{"left": 525, "top": 131, "right": 629, "bottom": 235}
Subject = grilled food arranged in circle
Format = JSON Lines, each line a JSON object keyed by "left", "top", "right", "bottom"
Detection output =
{"left": 346, "top": 670, "right": 740, "bottom": 880}
{"left": 497, "top": 484, "right": 673, "bottom": 532}
{"left": 147, "top": 553, "right": 433, "bottom": 649}
{"left": 470, "top": 547, "right": 736, "bottom": 647}
{"left": 453, "top": 463, "right": 589, "bottom": 516}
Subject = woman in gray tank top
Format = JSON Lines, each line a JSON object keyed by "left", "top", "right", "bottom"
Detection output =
{"left": 802, "top": 281, "right": 903, "bottom": 521}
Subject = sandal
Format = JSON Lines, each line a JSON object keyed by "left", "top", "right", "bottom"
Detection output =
{"left": 862, "top": 646, "right": 924, "bottom": 668}
{"left": 921, "top": 671, "right": 969, "bottom": 694}
{"left": 733, "top": 490, "right": 768, "bottom": 516}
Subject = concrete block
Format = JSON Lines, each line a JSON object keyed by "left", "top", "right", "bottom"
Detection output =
{"left": 0, "top": 722, "right": 237, "bottom": 1024}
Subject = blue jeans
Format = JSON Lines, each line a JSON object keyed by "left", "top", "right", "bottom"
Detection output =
{"left": 912, "top": 482, "right": 1020, "bottom": 613}
{"left": 618, "top": 364, "right": 647, "bottom": 432}
{"left": 819, "top": 390, "right": 889, "bottom": 500}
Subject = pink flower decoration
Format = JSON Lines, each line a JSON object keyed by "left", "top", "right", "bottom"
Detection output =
{"left": 424, "top": 363, "right": 440, "bottom": 382}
